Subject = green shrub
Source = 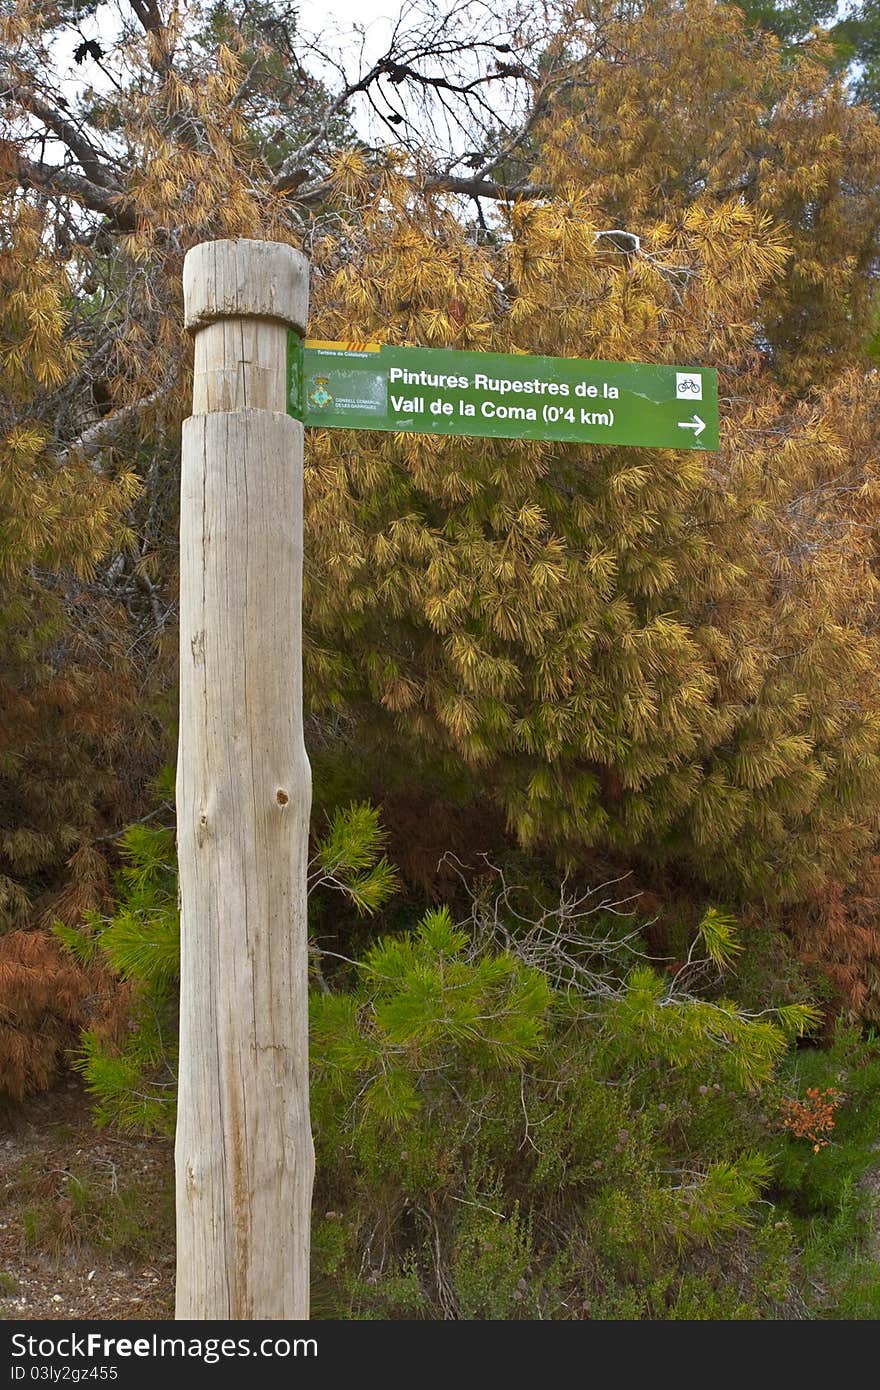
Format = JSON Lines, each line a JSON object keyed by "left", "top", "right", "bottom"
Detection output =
{"left": 56, "top": 802, "right": 398, "bottom": 1134}
{"left": 307, "top": 891, "right": 819, "bottom": 1318}
{"left": 58, "top": 823, "right": 880, "bottom": 1318}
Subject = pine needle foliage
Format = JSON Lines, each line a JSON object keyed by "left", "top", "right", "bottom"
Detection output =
{"left": 2, "top": 0, "right": 880, "bottom": 921}
{"left": 58, "top": 803, "right": 399, "bottom": 1131}
{"left": 59, "top": 820, "right": 880, "bottom": 1318}
{"left": 309, "top": 802, "right": 399, "bottom": 914}
{"left": 298, "top": 2, "right": 880, "bottom": 901}
{"left": 4, "top": 0, "right": 880, "bottom": 1100}
{"left": 599, "top": 966, "right": 818, "bottom": 1089}
{"left": 0, "top": 929, "right": 101, "bottom": 1101}
{"left": 308, "top": 900, "right": 877, "bottom": 1318}
{"left": 0, "top": 193, "right": 150, "bottom": 930}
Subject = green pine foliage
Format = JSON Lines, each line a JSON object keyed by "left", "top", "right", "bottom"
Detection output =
{"left": 309, "top": 899, "right": 817, "bottom": 1317}
{"left": 771, "top": 1026, "right": 880, "bottom": 1318}
{"left": 60, "top": 821, "right": 880, "bottom": 1318}
{"left": 57, "top": 802, "right": 398, "bottom": 1133}
{"left": 309, "top": 801, "right": 400, "bottom": 914}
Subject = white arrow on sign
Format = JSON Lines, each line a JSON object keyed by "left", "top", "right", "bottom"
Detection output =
{"left": 678, "top": 414, "right": 706, "bottom": 438}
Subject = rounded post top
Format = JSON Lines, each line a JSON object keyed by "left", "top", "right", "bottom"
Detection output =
{"left": 184, "top": 239, "right": 309, "bottom": 335}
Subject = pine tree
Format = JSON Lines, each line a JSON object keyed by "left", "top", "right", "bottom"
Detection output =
{"left": 0, "top": 201, "right": 145, "bottom": 931}
{"left": 2, "top": 0, "right": 880, "bottom": 924}
{"left": 736, "top": 0, "right": 880, "bottom": 113}
{"left": 67, "top": 830, "right": 864, "bottom": 1320}
{"left": 302, "top": 3, "right": 880, "bottom": 899}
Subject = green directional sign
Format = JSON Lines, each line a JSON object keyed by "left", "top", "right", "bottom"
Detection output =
{"left": 287, "top": 335, "right": 719, "bottom": 450}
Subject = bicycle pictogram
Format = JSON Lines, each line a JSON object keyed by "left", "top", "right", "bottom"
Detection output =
{"left": 676, "top": 372, "right": 703, "bottom": 400}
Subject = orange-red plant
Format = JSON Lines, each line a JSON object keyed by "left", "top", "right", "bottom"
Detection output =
{"left": 780, "top": 1086, "right": 844, "bottom": 1152}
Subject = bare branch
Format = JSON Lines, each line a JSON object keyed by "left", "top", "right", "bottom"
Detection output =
{"left": 58, "top": 385, "right": 173, "bottom": 474}
{"left": 15, "top": 155, "right": 137, "bottom": 230}
{"left": 423, "top": 172, "right": 549, "bottom": 200}
{"left": 2, "top": 70, "right": 120, "bottom": 190}
{"left": 274, "top": 58, "right": 391, "bottom": 183}
{"left": 127, "top": 0, "right": 165, "bottom": 38}
{"left": 277, "top": 2, "right": 539, "bottom": 183}
{"left": 290, "top": 168, "right": 549, "bottom": 207}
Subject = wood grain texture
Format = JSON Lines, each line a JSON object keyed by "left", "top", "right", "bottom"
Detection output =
{"left": 177, "top": 241, "right": 312, "bottom": 1320}
{"left": 184, "top": 238, "right": 309, "bottom": 334}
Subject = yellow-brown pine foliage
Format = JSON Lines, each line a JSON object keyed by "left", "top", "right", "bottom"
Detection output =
{"left": 300, "top": 2, "right": 880, "bottom": 901}
{"left": 0, "top": 13, "right": 302, "bottom": 1091}
{"left": 1, "top": 0, "right": 880, "bottom": 950}
{"left": 0, "top": 201, "right": 147, "bottom": 939}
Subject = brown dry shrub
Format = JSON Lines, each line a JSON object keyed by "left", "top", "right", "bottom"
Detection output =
{"left": 785, "top": 855, "right": 880, "bottom": 1025}
{"left": 0, "top": 929, "right": 114, "bottom": 1100}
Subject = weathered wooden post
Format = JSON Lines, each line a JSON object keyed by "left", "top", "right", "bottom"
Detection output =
{"left": 176, "top": 239, "right": 313, "bottom": 1319}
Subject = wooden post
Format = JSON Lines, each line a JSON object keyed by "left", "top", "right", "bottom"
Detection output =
{"left": 176, "top": 239, "right": 313, "bottom": 1319}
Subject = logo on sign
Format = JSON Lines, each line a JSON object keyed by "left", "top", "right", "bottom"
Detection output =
{"left": 676, "top": 372, "right": 702, "bottom": 400}
{"left": 309, "top": 376, "right": 334, "bottom": 409}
